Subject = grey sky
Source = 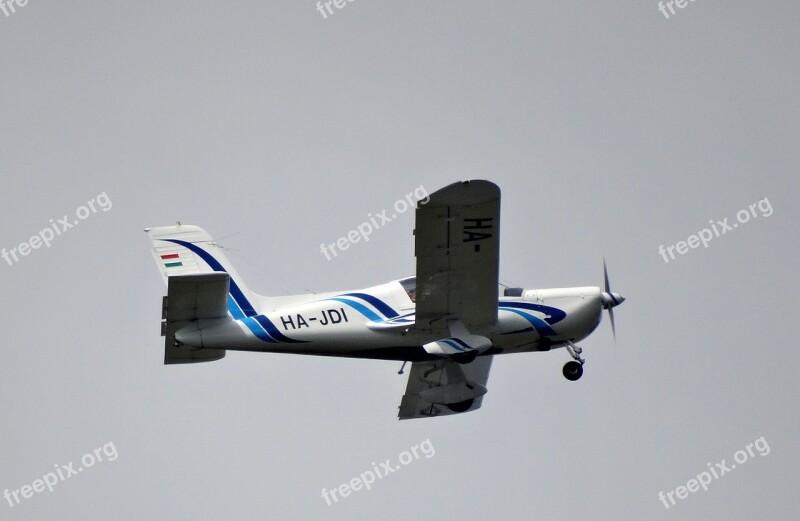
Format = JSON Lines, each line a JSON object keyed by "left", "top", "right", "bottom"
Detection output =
{"left": 1, "top": 1, "right": 798, "bottom": 519}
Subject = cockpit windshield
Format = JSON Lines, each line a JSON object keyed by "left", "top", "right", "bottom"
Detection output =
{"left": 399, "top": 276, "right": 416, "bottom": 302}
{"left": 502, "top": 286, "right": 523, "bottom": 297}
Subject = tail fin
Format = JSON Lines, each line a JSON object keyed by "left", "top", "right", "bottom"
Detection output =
{"left": 145, "top": 224, "right": 260, "bottom": 317}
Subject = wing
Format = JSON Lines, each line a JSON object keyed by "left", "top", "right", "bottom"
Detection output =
{"left": 414, "top": 180, "right": 500, "bottom": 333}
{"left": 398, "top": 355, "right": 494, "bottom": 420}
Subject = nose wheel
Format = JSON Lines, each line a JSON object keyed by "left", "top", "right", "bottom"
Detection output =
{"left": 562, "top": 361, "right": 583, "bottom": 381}
{"left": 563, "top": 340, "right": 585, "bottom": 381}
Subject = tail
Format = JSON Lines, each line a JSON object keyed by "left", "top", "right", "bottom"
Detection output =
{"left": 145, "top": 224, "right": 259, "bottom": 364}
{"left": 145, "top": 224, "right": 260, "bottom": 317}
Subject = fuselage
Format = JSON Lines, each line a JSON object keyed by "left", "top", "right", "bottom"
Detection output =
{"left": 174, "top": 278, "right": 606, "bottom": 362}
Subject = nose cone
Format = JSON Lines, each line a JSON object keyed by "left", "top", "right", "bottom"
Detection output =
{"left": 600, "top": 291, "right": 625, "bottom": 309}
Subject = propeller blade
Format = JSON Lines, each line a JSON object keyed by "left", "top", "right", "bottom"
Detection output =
{"left": 609, "top": 307, "right": 617, "bottom": 342}
{"left": 603, "top": 258, "right": 621, "bottom": 343}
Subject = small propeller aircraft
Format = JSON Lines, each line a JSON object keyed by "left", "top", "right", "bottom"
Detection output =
{"left": 145, "top": 180, "right": 625, "bottom": 419}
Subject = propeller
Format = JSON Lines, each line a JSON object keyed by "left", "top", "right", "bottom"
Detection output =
{"left": 599, "top": 259, "right": 625, "bottom": 341}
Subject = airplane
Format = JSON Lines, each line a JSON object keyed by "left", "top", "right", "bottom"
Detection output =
{"left": 145, "top": 180, "right": 625, "bottom": 419}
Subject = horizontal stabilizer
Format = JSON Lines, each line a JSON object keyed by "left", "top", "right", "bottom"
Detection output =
{"left": 162, "top": 273, "right": 230, "bottom": 365}
{"left": 166, "top": 273, "right": 230, "bottom": 321}
{"left": 164, "top": 344, "right": 225, "bottom": 365}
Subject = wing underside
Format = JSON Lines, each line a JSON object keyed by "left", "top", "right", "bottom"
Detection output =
{"left": 414, "top": 180, "right": 501, "bottom": 333}
{"left": 398, "top": 355, "right": 494, "bottom": 420}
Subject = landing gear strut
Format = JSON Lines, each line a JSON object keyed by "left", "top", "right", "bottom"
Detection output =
{"left": 562, "top": 340, "right": 585, "bottom": 381}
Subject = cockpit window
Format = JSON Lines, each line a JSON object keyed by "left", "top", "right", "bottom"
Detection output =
{"left": 399, "top": 277, "right": 416, "bottom": 303}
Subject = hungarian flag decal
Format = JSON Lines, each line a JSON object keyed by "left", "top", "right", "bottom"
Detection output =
{"left": 160, "top": 253, "right": 183, "bottom": 268}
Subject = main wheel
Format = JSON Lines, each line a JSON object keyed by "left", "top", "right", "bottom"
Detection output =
{"left": 562, "top": 361, "right": 583, "bottom": 381}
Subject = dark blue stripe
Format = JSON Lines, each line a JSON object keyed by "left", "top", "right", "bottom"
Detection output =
{"left": 342, "top": 293, "right": 399, "bottom": 319}
{"left": 498, "top": 301, "right": 566, "bottom": 325}
{"left": 164, "top": 239, "right": 258, "bottom": 317}
{"left": 441, "top": 339, "right": 465, "bottom": 352}
{"left": 449, "top": 337, "right": 473, "bottom": 350}
{"left": 253, "top": 315, "right": 305, "bottom": 344}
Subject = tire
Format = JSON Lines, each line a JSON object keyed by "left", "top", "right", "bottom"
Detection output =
{"left": 562, "top": 361, "right": 583, "bottom": 381}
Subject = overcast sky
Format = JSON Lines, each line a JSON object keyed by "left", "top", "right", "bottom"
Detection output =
{"left": 1, "top": 1, "right": 798, "bottom": 519}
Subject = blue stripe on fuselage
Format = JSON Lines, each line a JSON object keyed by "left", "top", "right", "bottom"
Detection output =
{"left": 253, "top": 314, "right": 304, "bottom": 343}
{"left": 342, "top": 293, "right": 399, "bottom": 319}
{"left": 500, "top": 308, "right": 558, "bottom": 336}
{"left": 498, "top": 301, "right": 566, "bottom": 325}
{"left": 329, "top": 297, "right": 382, "bottom": 322}
{"left": 241, "top": 316, "right": 274, "bottom": 341}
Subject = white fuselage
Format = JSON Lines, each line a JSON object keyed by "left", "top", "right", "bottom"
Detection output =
{"left": 174, "top": 280, "right": 605, "bottom": 362}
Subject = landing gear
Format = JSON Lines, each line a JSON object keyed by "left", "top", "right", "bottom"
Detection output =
{"left": 562, "top": 361, "right": 583, "bottom": 381}
{"left": 563, "top": 340, "right": 585, "bottom": 381}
